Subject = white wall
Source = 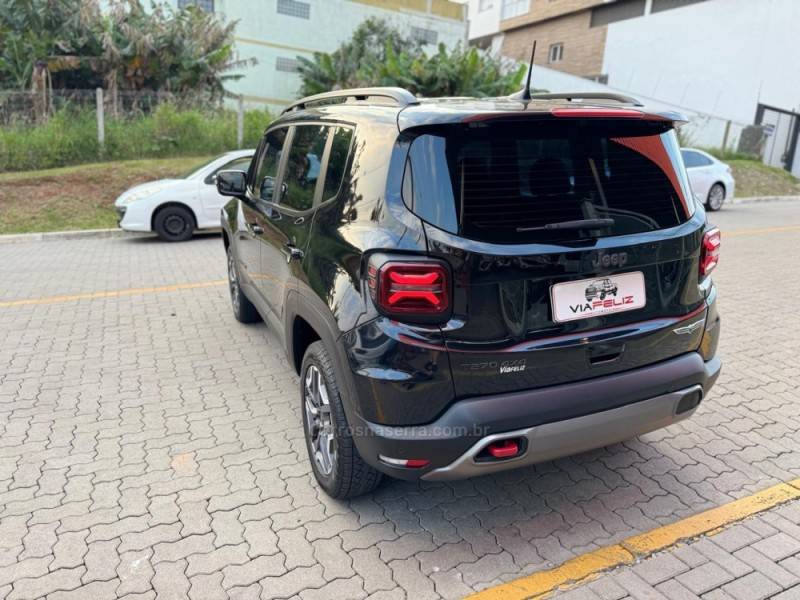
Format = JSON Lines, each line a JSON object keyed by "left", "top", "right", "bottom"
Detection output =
{"left": 602, "top": 0, "right": 800, "bottom": 125}
{"left": 466, "top": 0, "right": 502, "bottom": 40}
{"left": 526, "top": 63, "right": 744, "bottom": 149}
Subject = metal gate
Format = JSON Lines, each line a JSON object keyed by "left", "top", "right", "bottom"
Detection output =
{"left": 756, "top": 104, "right": 800, "bottom": 177}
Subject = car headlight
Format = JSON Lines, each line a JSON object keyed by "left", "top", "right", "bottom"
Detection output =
{"left": 117, "top": 184, "right": 169, "bottom": 206}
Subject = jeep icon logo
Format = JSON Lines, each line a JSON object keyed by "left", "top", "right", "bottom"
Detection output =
{"left": 591, "top": 252, "right": 628, "bottom": 269}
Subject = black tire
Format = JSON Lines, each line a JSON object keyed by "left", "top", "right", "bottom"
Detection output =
{"left": 153, "top": 205, "right": 195, "bottom": 242}
{"left": 705, "top": 183, "right": 725, "bottom": 212}
{"left": 300, "top": 341, "right": 382, "bottom": 499}
{"left": 226, "top": 246, "right": 260, "bottom": 324}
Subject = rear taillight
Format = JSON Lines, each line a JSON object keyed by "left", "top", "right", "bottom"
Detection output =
{"left": 367, "top": 260, "right": 450, "bottom": 319}
{"left": 700, "top": 227, "right": 721, "bottom": 277}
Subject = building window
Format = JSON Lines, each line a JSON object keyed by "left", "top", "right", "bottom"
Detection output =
{"left": 277, "top": 0, "right": 310, "bottom": 19}
{"left": 178, "top": 0, "right": 213, "bottom": 11}
{"left": 548, "top": 42, "right": 564, "bottom": 64}
{"left": 590, "top": 0, "right": 645, "bottom": 27}
{"left": 479, "top": 0, "right": 494, "bottom": 11}
{"left": 651, "top": 0, "right": 707, "bottom": 13}
{"left": 500, "top": 0, "right": 530, "bottom": 20}
{"left": 411, "top": 27, "right": 438, "bottom": 45}
{"left": 276, "top": 57, "right": 300, "bottom": 73}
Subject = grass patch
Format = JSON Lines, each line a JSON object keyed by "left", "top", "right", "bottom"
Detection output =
{"left": 0, "top": 156, "right": 212, "bottom": 234}
{"left": 729, "top": 159, "right": 800, "bottom": 198}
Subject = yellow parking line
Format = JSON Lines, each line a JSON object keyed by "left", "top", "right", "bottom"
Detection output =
{"left": 468, "top": 479, "right": 800, "bottom": 600}
{"left": 0, "top": 280, "right": 227, "bottom": 308}
{"left": 725, "top": 225, "right": 800, "bottom": 237}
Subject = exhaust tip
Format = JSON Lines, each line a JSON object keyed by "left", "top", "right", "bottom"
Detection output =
{"left": 676, "top": 388, "right": 703, "bottom": 415}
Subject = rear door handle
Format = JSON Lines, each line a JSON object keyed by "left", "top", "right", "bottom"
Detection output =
{"left": 283, "top": 242, "right": 304, "bottom": 262}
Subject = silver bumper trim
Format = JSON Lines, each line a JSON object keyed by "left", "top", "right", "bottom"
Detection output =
{"left": 421, "top": 385, "right": 703, "bottom": 481}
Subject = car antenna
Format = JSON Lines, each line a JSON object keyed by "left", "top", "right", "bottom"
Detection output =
{"left": 520, "top": 41, "right": 536, "bottom": 102}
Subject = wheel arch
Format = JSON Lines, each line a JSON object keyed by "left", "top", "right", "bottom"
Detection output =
{"left": 151, "top": 201, "right": 198, "bottom": 232}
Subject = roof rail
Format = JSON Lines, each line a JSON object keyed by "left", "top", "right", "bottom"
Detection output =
{"left": 282, "top": 87, "right": 419, "bottom": 114}
{"left": 524, "top": 92, "right": 644, "bottom": 107}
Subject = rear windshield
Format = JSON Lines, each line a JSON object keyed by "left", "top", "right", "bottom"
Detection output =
{"left": 403, "top": 120, "right": 694, "bottom": 244}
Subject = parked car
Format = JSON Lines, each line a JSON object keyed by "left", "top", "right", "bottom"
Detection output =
{"left": 217, "top": 87, "right": 722, "bottom": 499}
{"left": 115, "top": 150, "right": 254, "bottom": 241}
{"left": 681, "top": 148, "right": 735, "bottom": 211}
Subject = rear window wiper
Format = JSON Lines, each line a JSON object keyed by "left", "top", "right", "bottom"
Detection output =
{"left": 517, "top": 218, "right": 616, "bottom": 232}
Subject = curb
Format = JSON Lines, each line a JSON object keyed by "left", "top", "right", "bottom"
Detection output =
{"left": 0, "top": 228, "right": 151, "bottom": 245}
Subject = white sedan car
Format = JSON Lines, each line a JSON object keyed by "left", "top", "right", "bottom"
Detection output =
{"left": 115, "top": 150, "right": 254, "bottom": 241}
{"left": 681, "top": 148, "right": 736, "bottom": 212}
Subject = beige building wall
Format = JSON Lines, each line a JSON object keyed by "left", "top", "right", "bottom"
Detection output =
{"left": 502, "top": 0, "right": 606, "bottom": 29}
{"left": 501, "top": 10, "right": 607, "bottom": 79}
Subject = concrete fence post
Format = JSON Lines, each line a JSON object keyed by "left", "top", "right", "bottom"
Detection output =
{"left": 722, "top": 120, "right": 732, "bottom": 153}
{"left": 96, "top": 88, "right": 105, "bottom": 156}
{"left": 237, "top": 95, "right": 244, "bottom": 149}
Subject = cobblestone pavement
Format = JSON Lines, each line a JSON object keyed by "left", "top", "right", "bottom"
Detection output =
{"left": 558, "top": 499, "right": 800, "bottom": 600}
{"left": 1, "top": 200, "right": 799, "bottom": 600}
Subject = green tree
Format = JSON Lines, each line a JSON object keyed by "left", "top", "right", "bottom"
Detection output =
{"left": 296, "top": 18, "right": 525, "bottom": 98}
{"left": 0, "top": 0, "right": 254, "bottom": 101}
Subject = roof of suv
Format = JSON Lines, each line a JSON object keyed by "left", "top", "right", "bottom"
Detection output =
{"left": 278, "top": 86, "right": 687, "bottom": 132}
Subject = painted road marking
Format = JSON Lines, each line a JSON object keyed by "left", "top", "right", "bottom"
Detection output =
{"left": 725, "top": 224, "right": 800, "bottom": 237}
{"left": 468, "top": 479, "right": 800, "bottom": 600}
{"left": 0, "top": 280, "right": 227, "bottom": 308}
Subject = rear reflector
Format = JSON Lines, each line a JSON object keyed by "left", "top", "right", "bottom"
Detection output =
{"left": 486, "top": 439, "right": 520, "bottom": 459}
{"left": 378, "top": 455, "right": 430, "bottom": 469}
{"left": 700, "top": 227, "right": 721, "bottom": 277}
{"left": 368, "top": 260, "right": 450, "bottom": 318}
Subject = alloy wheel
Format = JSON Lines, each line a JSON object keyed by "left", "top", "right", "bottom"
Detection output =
{"left": 227, "top": 251, "right": 240, "bottom": 313}
{"left": 708, "top": 184, "right": 725, "bottom": 210}
{"left": 304, "top": 364, "right": 336, "bottom": 476}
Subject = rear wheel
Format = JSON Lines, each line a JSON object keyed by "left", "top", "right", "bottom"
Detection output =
{"left": 301, "top": 341, "right": 382, "bottom": 499}
{"left": 227, "top": 247, "right": 260, "bottom": 324}
{"left": 706, "top": 183, "right": 725, "bottom": 211}
{"left": 153, "top": 205, "right": 195, "bottom": 242}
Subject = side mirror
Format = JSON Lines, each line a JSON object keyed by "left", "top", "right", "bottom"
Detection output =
{"left": 216, "top": 170, "right": 247, "bottom": 197}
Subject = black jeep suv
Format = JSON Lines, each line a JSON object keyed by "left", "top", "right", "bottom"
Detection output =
{"left": 216, "top": 87, "right": 721, "bottom": 499}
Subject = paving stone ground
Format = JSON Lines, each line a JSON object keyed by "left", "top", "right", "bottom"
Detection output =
{"left": 1, "top": 199, "right": 799, "bottom": 600}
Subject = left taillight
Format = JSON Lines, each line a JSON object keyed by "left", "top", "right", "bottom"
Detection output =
{"left": 367, "top": 260, "right": 450, "bottom": 320}
{"left": 700, "top": 227, "right": 721, "bottom": 277}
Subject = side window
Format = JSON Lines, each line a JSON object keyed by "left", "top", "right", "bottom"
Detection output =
{"left": 322, "top": 127, "right": 354, "bottom": 201}
{"left": 281, "top": 125, "right": 329, "bottom": 211}
{"left": 254, "top": 128, "right": 287, "bottom": 202}
{"left": 681, "top": 150, "right": 710, "bottom": 168}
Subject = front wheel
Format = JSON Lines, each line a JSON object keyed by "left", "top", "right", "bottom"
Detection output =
{"left": 301, "top": 341, "right": 382, "bottom": 499}
{"left": 227, "top": 247, "right": 260, "bottom": 324}
{"left": 706, "top": 183, "right": 725, "bottom": 211}
{"left": 153, "top": 205, "right": 195, "bottom": 242}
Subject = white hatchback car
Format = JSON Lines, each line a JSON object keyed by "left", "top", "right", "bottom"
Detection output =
{"left": 681, "top": 148, "right": 736, "bottom": 212}
{"left": 115, "top": 150, "right": 254, "bottom": 241}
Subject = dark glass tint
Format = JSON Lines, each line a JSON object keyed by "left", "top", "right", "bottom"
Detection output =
{"left": 254, "top": 128, "right": 287, "bottom": 203}
{"left": 322, "top": 127, "right": 353, "bottom": 201}
{"left": 281, "top": 125, "right": 328, "bottom": 211}
{"left": 405, "top": 121, "right": 693, "bottom": 243}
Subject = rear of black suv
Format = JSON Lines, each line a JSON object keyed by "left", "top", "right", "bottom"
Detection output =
{"left": 344, "top": 102, "right": 720, "bottom": 482}
{"left": 220, "top": 90, "right": 721, "bottom": 498}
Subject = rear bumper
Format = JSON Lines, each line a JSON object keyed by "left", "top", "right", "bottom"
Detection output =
{"left": 350, "top": 351, "right": 721, "bottom": 480}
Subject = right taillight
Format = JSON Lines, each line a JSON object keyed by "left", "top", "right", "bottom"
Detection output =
{"left": 367, "top": 259, "right": 450, "bottom": 320}
{"left": 700, "top": 227, "right": 721, "bottom": 277}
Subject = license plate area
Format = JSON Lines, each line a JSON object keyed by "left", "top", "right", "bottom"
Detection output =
{"left": 551, "top": 272, "right": 646, "bottom": 323}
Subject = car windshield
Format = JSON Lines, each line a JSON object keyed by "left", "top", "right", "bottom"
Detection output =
{"left": 181, "top": 157, "right": 224, "bottom": 179}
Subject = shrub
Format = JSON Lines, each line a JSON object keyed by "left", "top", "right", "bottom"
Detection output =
{"left": 0, "top": 104, "right": 271, "bottom": 171}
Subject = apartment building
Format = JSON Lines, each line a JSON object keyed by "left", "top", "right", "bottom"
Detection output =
{"left": 174, "top": 0, "right": 467, "bottom": 110}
